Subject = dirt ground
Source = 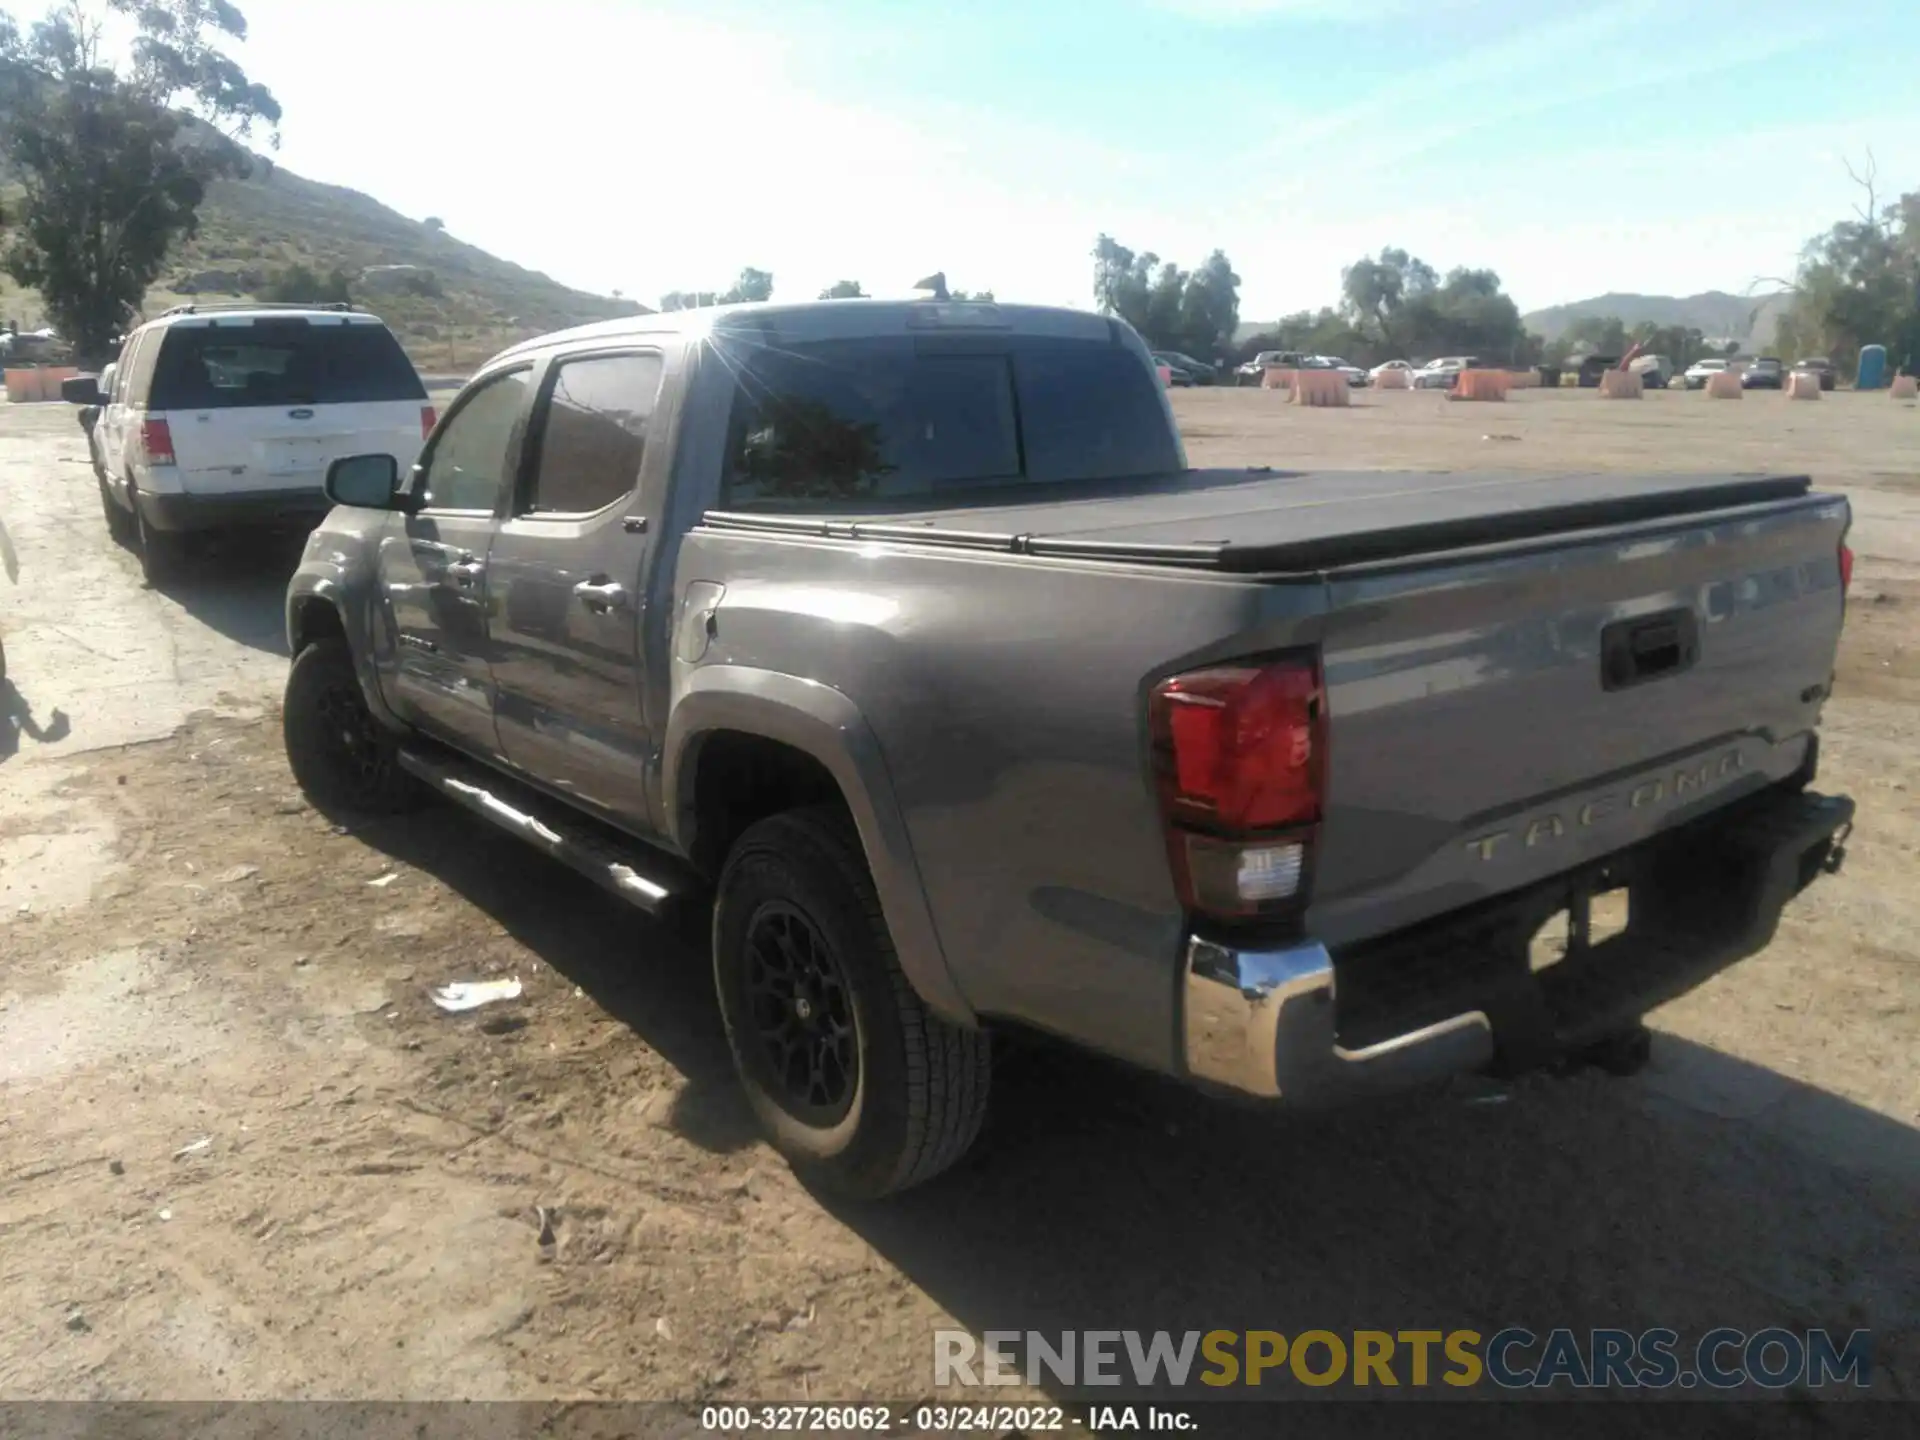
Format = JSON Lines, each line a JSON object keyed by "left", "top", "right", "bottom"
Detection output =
{"left": 1, "top": 387, "right": 1916, "bottom": 1420}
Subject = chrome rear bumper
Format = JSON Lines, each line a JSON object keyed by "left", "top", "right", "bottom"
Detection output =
{"left": 1180, "top": 786, "right": 1853, "bottom": 1102}
{"left": 1181, "top": 937, "right": 1492, "bottom": 1101}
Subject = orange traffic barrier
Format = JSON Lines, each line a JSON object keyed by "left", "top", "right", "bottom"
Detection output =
{"left": 1449, "top": 369, "right": 1510, "bottom": 401}
{"left": 5, "top": 368, "right": 45, "bottom": 402}
{"left": 43, "top": 365, "right": 78, "bottom": 399}
{"left": 1704, "top": 371, "right": 1743, "bottom": 398}
{"left": 1156, "top": 363, "right": 1173, "bottom": 388}
{"left": 1373, "top": 368, "right": 1410, "bottom": 390}
{"left": 1260, "top": 366, "right": 1297, "bottom": 390}
{"left": 1785, "top": 372, "right": 1822, "bottom": 400}
{"left": 1598, "top": 369, "right": 1643, "bottom": 399}
{"left": 1888, "top": 375, "right": 1917, "bottom": 400}
{"left": 1505, "top": 369, "right": 1540, "bottom": 389}
{"left": 1291, "top": 370, "right": 1350, "bottom": 407}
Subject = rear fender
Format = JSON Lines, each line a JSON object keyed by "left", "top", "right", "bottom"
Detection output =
{"left": 664, "top": 665, "right": 977, "bottom": 1027}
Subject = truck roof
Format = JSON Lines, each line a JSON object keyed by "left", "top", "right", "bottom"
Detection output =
{"left": 491, "top": 298, "right": 1120, "bottom": 365}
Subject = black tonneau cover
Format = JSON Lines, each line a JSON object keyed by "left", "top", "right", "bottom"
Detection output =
{"left": 703, "top": 467, "right": 1815, "bottom": 573}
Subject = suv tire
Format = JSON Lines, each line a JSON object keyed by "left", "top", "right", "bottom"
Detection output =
{"left": 282, "top": 638, "right": 422, "bottom": 815}
{"left": 713, "top": 806, "right": 990, "bottom": 1198}
{"left": 134, "top": 507, "right": 186, "bottom": 586}
{"left": 98, "top": 476, "right": 135, "bottom": 547}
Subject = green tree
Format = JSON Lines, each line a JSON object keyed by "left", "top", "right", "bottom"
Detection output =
{"left": 1091, "top": 234, "right": 1241, "bottom": 359}
{"left": 722, "top": 267, "right": 773, "bottom": 304}
{"left": 818, "top": 279, "right": 865, "bottom": 299}
{"left": 660, "top": 267, "right": 774, "bottom": 311}
{"left": 0, "top": 1, "right": 280, "bottom": 360}
{"left": 1340, "top": 246, "right": 1436, "bottom": 356}
{"left": 1770, "top": 157, "right": 1919, "bottom": 374}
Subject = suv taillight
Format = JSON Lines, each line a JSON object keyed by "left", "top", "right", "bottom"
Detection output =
{"left": 420, "top": 405, "right": 437, "bottom": 440}
{"left": 1148, "top": 653, "right": 1326, "bottom": 921}
{"left": 141, "top": 418, "right": 175, "bottom": 466}
{"left": 1839, "top": 541, "right": 1854, "bottom": 596}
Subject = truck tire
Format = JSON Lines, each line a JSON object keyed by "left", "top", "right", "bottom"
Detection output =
{"left": 282, "top": 638, "right": 421, "bottom": 815}
{"left": 713, "top": 806, "right": 990, "bottom": 1198}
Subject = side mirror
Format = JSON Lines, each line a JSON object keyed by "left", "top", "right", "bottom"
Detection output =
{"left": 324, "top": 453, "right": 408, "bottom": 510}
{"left": 61, "top": 376, "right": 103, "bottom": 406}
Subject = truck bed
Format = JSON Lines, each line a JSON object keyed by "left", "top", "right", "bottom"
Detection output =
{"left": 704, "top": 467, "right": 1814, "bottom": 572}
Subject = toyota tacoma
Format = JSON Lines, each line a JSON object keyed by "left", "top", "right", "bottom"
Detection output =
{"left": 282, "top": 298, "right": 1856, "bottom": 1198}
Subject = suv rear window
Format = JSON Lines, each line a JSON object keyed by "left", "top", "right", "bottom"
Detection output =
{"left": 148, "top": 319, "right": 426, "bottom": 410}
{"left": 716, "top": 334, "right": 1180, "bottom": 511}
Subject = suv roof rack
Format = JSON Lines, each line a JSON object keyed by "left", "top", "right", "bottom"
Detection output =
{"left": 159, "top": 301, "right": 360, "bottom": 317}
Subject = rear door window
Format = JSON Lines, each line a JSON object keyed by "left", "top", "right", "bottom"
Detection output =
{"left": 521, "top": 352, "right": 664, "bottom": 516}
{"left": 149, "top": 320, "right": 427, "bottom": 410}
{"left": 717, "top": 334, "right": 1178, "bottom": 510}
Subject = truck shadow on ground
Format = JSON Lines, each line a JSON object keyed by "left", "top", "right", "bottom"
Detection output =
{"left": 147, "top": 532, "right": 306, "bottom": 658}
{"left": 833, "top": 1035, "right": 1918, "bottom": 1418}
{"left": 346, "top": 804, "right": 759, "bottom": 1153}
{"left": 326, "top": 804, "right": 1920, "bottom": 1425}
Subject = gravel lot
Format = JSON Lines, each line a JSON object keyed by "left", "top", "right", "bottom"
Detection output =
{"left": 1, "top": 387, "right": 1915, "bottom": 1426}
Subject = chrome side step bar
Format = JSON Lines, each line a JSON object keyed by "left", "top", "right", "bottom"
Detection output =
{"left": 397, "top": 749, "right": 675, "bottom": 915}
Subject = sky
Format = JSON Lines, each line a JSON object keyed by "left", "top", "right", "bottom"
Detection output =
{"left": 208, "top": 0, "right": 1919, "bottom": 320}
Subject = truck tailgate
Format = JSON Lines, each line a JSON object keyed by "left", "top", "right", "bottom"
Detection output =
{"left": 1307, "top": 491, "right": 1850, "bottom": 946}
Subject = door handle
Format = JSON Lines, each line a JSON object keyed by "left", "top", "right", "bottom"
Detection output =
{"left": 573, "top": 579, "right": 629, "bottom": 612}
{"left": 446, "top": 560, "right": 484, "bottom": 587}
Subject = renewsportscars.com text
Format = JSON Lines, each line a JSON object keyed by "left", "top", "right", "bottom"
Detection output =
{"left": 934, "top": 1327, "right": 1873, "bottom": 1391}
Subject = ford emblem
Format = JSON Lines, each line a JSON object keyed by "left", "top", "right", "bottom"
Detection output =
{"left": 289, "top": 407, "right": 314, "bottom": 419}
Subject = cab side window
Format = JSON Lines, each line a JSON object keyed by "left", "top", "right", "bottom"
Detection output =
{"left": 522, "top": 353, "right": 663, "bottom": 517}
{"left": 419, "top": 370, "right": 532, "bottom": 512}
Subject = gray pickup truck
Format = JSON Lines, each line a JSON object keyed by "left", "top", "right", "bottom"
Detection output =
{"left": 284, "top": 298, "right": 1855, "bottom": 1197}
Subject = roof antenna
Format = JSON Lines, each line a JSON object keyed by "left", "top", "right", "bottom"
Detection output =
{"left": 912, "top": 271, "right": 950, "bottom": 302}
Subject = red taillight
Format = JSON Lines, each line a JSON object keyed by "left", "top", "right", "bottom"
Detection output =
{"left": 1839, "top": 542, "right": 1854, "bottom": 595}
{"left": 1153, "top": 660, "right": 1324, "bottom": 829}
{"left": 140, "top": 418, "right": 175, "bottom": 466}
{"left": 420, "top": 405, "right": 437, "bottom": 440}
{"left": 1149, "top": 654, "right": 1326, "bottom": 920}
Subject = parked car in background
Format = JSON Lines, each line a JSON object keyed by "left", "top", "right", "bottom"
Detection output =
{"left": 1310, "top": 355, "right": 1369, "bottom": 387}
{"left": 1682, "top": 358, "right": 1730, "bottom": 390}
{"left": 1152, "top": 351, "right": 1217, "bottom": 386}
{"left": 1628, "top": 354, "right": 1673, "bottom": 389}
{"left": 1369, "top": 359, "right": 1414, "bottom": 380}
{"left": 283, "top": 296, "right": 1857, "bottom": 1198}
{"left": 1576, "top": 355, "right": 1623, "bottom": 387}
{"left": 1235, "top": 349, "right": 1308, "bottom": 385}
{"left": 61, "top": 302, "right": 433, "bottom": 584}
{"left": 1412, "top": 356, "right": 1477, "bottom": 389}
{"left": 1742, "top": 357, "right": 1786, "bottom": 390}
{"left": 1792, "top": 357, "right": 1837, "bottom": 392}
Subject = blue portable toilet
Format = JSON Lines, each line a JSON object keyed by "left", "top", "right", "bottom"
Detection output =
{"left": 1858, "top": 344, "right": 1888, "bottom": 390}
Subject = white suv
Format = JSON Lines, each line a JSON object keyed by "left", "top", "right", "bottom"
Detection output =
{"left": 70, "top": 304, "right": 433, "bottom": 583}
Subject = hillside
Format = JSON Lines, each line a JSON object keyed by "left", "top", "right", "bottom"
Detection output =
{"left": 0, "top": 141, "right": 642, "bottom": 371}
{"left": 1521, "top": 290, "right": 1792, "bottom": 349}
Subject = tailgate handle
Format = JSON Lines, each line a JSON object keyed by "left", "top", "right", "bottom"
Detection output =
{"left": 1602, "top": 609, "right": 1698, "bottom": 691}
